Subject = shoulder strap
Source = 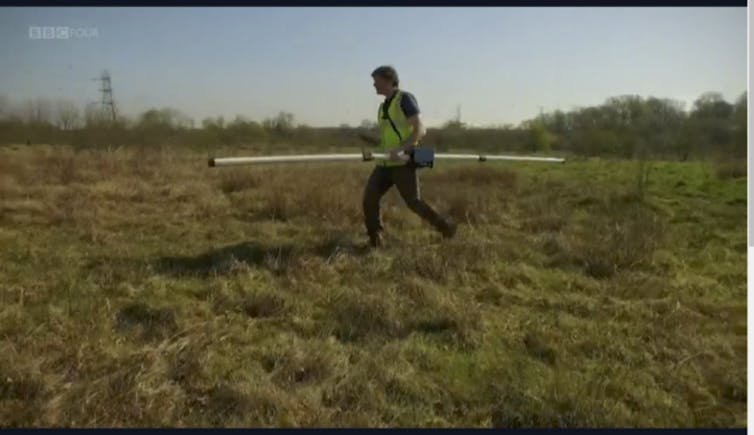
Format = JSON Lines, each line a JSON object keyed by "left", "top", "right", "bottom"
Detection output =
{"left": 383, "top": 90, "right": 403, "bottom": 141}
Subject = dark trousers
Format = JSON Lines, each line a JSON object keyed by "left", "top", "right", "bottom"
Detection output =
{"left": 362, "top": 164, "right": 450, "bottom": 237}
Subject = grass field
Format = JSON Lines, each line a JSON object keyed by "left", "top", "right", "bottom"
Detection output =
{"left": 0, "top": 144, "right": 746, "bottom": 427}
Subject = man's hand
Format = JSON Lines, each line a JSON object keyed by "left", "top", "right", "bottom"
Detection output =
{"left": 385, "top": 114, "right": 424, "bottom": 162}
{"left": 389, "top": 148, "right": 409, "bottom": 162}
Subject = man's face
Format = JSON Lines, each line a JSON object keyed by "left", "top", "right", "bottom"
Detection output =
{"left": 372, "top": 76, "right": 392, "bottom": 96}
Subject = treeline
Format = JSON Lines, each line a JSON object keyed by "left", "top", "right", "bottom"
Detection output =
{"left": 0, "top": 99, "right": 373, "bottom": 152}
{"left": 522, "top": 92, "right": 747, "bottom": 160}
{"left": 0, "top": 91, "right": 746, "bottom": 160}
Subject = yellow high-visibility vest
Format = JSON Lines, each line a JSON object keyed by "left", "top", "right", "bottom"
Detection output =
{"left": 377, "top": 89, "right": 417, "bottom": 166}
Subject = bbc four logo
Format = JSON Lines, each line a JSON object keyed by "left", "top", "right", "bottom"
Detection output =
{"left": 28, "top": 26, "right": 98, "bottom": 40}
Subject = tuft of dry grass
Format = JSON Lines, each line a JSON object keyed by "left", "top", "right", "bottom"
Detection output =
{"left": 432, "top": 165, "right": 518, "bottom": 188}
{"left": 217, "top": 169, "right": 262, "bottom": 193}
{"left": 325, "top": 287, "right": 405, "bottom": 342}
{"left": 115, "top": 302, "right": 178, "bottom": 340}
{"left": 715, "top": 160, "right": 747, "bottom": 180}
{"left": 565, "top": 200, "right": 665, "bottom": 278}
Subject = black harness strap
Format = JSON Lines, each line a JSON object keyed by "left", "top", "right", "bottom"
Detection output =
{"left": 382, "top": 90, "right": 403, "bottom": 141}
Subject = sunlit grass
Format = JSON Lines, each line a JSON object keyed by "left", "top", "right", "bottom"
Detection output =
{"left": 0, "top": 144, "right": 745, "bottom": 427}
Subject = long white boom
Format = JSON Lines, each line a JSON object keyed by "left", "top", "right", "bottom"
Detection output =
{"left": 208, "top": 152, "right": 564, "bottom": 167}
{"left": 210, "top": 154, "right": 367, "bottom": 166}
{"left": 435, "top": 154, "right": 565, "bottom": 163}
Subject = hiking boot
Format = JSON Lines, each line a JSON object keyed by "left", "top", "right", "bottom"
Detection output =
{"left": 440, "top": 220, "right": 457, "bottom": 239}
{"left": 368, "top": 233, "right": 383, "bottom": 248}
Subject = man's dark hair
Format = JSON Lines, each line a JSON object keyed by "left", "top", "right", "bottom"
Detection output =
{"left": 371, "top": 65, "right": 399, "bottom": 87}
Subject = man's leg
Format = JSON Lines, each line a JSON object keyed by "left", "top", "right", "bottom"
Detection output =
{"left": 362, "top": 166, "right": 393, "bottom": 245}
{"left": 392, "top": 165, "right": 456, "bottom": 237}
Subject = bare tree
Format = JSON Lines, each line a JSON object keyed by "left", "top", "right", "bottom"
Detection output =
{"left": 25, "top": 97, "right": 54, "bottom": 124}
{"left": 263, "top": 111, "right": 295, "bottom": 134}
{"left": 55, "top": 99, "right": 81, "bottom": 130}
{"left": 359, "top": 119, "right": 378, "bottom": 130}
{"left": 0, "top": 95, "right": 8, "bottom": 120}
{"left": 137, "top": 107, "right": 189, "bottom": 129}
{"left": 84, "top": 102, "right": 109, "bottom": 127}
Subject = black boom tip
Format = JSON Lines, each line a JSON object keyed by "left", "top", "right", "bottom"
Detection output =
{"left": 208, "top": 158, "right": 215, "bottom": 167}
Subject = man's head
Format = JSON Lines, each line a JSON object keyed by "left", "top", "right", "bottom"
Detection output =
{"left": 371, "top": 65, "right": 399, "bottom": 96}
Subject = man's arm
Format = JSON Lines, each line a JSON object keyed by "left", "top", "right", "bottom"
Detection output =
{"left": 397, "top": 114, "right": 425, "bottom": 152}
{"left": 393, "top": 92, "right": 425, "bottom": 157}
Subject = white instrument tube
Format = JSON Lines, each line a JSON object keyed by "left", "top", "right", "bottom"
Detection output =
{"left": 208, "top": 152, "right": 564, "bottom": 167}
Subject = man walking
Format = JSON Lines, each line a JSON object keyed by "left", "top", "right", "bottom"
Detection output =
{"left": 363, "top": 65, "right": 457, "bottom": 248}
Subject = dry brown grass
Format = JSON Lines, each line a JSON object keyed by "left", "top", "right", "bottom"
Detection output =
{"left": 715, "top": 160, "right": 747, "bottom": 180}
{"left": 0, "top": 144, "right": 745, "bottom": 427}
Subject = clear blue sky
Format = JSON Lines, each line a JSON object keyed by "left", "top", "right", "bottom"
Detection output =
{"left": 0, "top": 7, "right": 747, "bottom": 127}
